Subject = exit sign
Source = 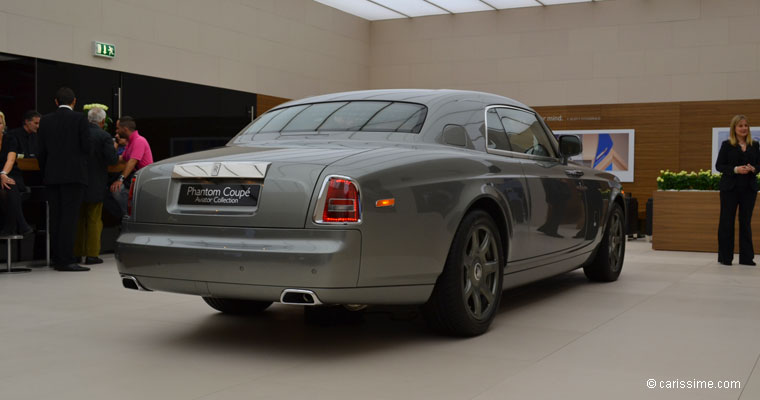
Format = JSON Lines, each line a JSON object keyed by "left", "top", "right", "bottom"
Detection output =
{"left": 92, "top": 41, "right": 115, "bottom": 58}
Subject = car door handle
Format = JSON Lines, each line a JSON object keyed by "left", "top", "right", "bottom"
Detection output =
{"left": 565, "top": 169, "right": 584, "bottom": 177}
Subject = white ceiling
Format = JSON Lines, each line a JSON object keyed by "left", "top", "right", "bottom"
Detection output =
{"left": 314, "top": 0, "right": 605, "bottom": 20}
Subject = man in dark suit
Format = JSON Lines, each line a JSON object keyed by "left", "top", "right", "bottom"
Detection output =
{"left": 8, "top": 110, "right": 41, "bottom": 158}
{"left": 37, "top": 87, "right": 91, "bottom": 271}
{"left": 74, "top": 107, "right": 118, "bottom": 265}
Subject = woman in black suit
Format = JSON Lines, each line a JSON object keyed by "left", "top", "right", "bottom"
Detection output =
{"left": 716, "top": 115, "right": 760, "bottom": 266}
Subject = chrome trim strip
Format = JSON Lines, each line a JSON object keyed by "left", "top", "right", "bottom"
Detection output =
{"left": 483, "top": 105, "right": 561, "bottom": 162}
{"left": 172, "top": 161, "right": 271, "bottom": 179}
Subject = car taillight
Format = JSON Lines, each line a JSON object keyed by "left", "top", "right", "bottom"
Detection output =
{"left": 319, "top": 177, "right": 360, "bottom": 223}
{"left": 127, "top": 176, "right": 137, "bottom": 217}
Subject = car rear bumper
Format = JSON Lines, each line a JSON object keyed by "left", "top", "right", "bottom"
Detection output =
{"left": 115, "top": 222, "right": 433, "bottom": 304}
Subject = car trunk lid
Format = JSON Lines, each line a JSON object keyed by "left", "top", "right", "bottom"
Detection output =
{"left": 132, "top": 144, "right": 371, "bottom": 228}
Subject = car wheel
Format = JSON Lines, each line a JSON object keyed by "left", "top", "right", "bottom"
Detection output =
{"left": 202, "top": 297, "right": 272, "bottom": 315}
{"left": 423, "top": 210, "right": 504, "bottom": 337}
{"left": 584, "top": 203, "right": 625, "bottom": 282}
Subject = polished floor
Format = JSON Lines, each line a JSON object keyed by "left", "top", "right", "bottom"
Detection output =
{"left": 0, "top": 240, "right": 758, "bottom": 400}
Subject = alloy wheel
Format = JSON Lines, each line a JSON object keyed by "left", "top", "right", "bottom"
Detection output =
{"left": 462, "top": 224, "right": 500, "bottom": 320}
{"left": 608, "top": 211, "right": 623, "bottom": 272}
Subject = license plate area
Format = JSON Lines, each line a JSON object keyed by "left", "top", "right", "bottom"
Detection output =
{"left": 168, "top": 179, "right": 262, "bottom": 215}
{"left": 178, "top": 183, "right": 260, "bottom": 206}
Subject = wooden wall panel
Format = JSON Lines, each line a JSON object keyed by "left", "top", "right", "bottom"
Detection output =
{"left": 535, "top": 102, "right": 681, "bottom": 219}
{"left": 256, "top": 94, "right": 290, "bottom": 117}
{"left": 678, "top": 100, "right": 760, "bottom": 173}
{"left": 536, "top": 99, "right": 760, "bottom": 221}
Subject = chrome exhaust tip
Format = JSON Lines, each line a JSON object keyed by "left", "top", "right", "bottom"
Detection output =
{"left": 121, "top": 275, "right": 151, "bottom": 291}
{"left": 280, "top": 289, "right": 322, "bottom": 306}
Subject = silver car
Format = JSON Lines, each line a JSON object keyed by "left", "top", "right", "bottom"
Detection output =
{"left": 116, "top": 89, "right": 625, "bottom": 336}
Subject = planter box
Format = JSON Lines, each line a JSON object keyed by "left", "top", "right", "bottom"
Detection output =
{"left": 652, "top": 190, "right": 760, "bottom": 253}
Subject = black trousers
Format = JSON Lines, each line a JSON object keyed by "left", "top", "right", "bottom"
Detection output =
{"left": 718, "top": 187, "right": 757, "bottom": 263}
{"left": 0, "top": 178, "right": 30, "bottom": 234}
{"left": 46, "top": 183, "right": 85, "bottom": 267}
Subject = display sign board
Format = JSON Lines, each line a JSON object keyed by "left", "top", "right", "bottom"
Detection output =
{"left": 711, "top": 127, "right": 760, "bottom": 174}
{"left": 178, "top": 183, "right": 260, "bottom": 207}
{"left": 554, "top": 129, "right": 635, "bottom": 182}
{"left": 92, "top": 41, "right": 115, "bottom": 58}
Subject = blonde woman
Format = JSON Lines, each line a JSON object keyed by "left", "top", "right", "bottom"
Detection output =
{"left": 0, "top": 111, "right": 33, "bottom": 236}
{"left": 716, "top": 115, "right": 760, "bottom": 266}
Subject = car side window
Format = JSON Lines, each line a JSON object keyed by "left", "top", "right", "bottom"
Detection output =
{"left": 485, "top": 108, "right": 511, "bottom": 151}
{"left": 495, "top": 108, "right": 556, "bottom": 158}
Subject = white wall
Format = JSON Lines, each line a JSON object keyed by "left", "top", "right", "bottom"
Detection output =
{"left": 0, "top": 0, "right": 370, "bottom": 100}
{"left": 3, "top": 0, "right": 759, "bottom": 106}
{"left": 370, "top": 0, "right": 760, "bottom": 106}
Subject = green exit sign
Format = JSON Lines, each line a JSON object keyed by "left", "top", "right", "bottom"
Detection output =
{"left": 92, "top": 41, "right": 115, "bottom": 58}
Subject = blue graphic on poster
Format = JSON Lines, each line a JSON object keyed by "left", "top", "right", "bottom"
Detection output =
{"left": 554, "top": 129, "right": 635, "bottom": 182}
{"left": 594, "top": 134, "right": 613, "bottom": 171}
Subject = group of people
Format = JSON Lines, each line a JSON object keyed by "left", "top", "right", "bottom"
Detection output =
{"left": 0, "top": 87, "right": 153, "bottom": 271}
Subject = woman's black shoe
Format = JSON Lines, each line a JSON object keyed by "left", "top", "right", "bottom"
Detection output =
{"left": 740, "top": 261, "right": 756, "bottom": 266}
{"left": 719, "top": 260, "right": 732, "bottom": 266}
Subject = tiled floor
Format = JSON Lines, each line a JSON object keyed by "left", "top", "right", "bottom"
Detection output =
{"left": 0, "top": 240, "right": 758, "bottom": 399}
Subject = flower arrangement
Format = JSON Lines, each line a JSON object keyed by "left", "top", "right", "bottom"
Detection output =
{"left": 656, "top": 169, "right": 721, "bottom": 190}
{"left": 82, "top": 103, "right": 114, "bottom": 132}
{"left": 83, "top": 103, "right": 109, "bottom": 111}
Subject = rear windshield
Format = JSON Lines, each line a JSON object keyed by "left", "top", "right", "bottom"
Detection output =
{"left": 233, "top": 101, "right": 427, "bottom": 141}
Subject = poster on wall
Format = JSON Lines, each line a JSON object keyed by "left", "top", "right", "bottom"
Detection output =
{"left": 554, "top": 129, "right": 635, "bottom": 182}
{"left": 711, "top": 127, "right": 760, "bottom": 174}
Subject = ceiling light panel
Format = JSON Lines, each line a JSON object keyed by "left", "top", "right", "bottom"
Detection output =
{"left": 486, "top": 0, "right": 543, "bottom": 9}
{"left": 314, "top": 0, "right": 601, "bottom": 20}
{"left": 427, "top": 0, "right": 495, "bottom": 13}
{"left": 314, "top": 0, "right": 404, "bottom": 20}
{"left": 373, "top": 0, "right": 449, "bottom": 17}
{"left": 541, "top": 0, "right": 592, "bottom": 5}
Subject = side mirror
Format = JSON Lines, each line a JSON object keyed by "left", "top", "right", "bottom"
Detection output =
{"left": 559, "top": 135, "right": 582, "bottom": 158}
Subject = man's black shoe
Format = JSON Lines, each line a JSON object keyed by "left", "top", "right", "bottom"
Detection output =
{"left": 84, "top": 257, "right": 103, "bottom": 265}
{"left": 54, "top": 264, "right": 90, "bottom": 272}
{"left": 740, "top": 261, "right": 756, "bottom": 266}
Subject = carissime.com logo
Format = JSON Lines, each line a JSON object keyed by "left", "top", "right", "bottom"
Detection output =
{"left": 646, "top": 378, "right": 741, "bottom": 390}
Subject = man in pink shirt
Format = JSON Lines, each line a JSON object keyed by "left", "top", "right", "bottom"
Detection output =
{"left": 110, "top": 116, "right": 153, "bottom": 215}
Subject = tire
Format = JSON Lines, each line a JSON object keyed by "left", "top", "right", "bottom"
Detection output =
{"left": 423, "top": 210, "right": 504, "bottom": 337}
{"left": 202, "top": 297, "right": 272, "bottom": 315}
{"left": 584, "top": 203, "right": 625, "bottom": 282}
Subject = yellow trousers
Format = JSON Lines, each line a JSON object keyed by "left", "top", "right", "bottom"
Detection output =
{"left": 74, "top": 202, "right": 103, "bottom": 258}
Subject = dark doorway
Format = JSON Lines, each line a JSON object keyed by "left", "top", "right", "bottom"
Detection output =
{"left": 36, "top": 59, "right": 121, "bottom": 134}
{"left": 0, "top": 54, "right": 36, "bottom": 129}
{"left": 121, "top": 74, "right": 257, "bottom": 160}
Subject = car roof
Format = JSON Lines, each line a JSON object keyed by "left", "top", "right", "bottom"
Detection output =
{"left": 273, "top": 89, "right": 530, "bottom": 111}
